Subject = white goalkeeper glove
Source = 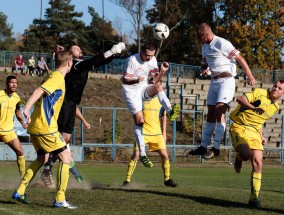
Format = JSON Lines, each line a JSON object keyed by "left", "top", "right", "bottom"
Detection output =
{"left": 104, "top": 42, "right": 126, "bottom": 58}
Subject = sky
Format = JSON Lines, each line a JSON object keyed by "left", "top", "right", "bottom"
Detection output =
{"left": 0, "top": 0, "right": 154, "bottom": 37}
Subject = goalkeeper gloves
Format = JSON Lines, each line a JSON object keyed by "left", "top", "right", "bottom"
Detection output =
{"left": 104, "top": 42, "right": 126, "bottom": 58}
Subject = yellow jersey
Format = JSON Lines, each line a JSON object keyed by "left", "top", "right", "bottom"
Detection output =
{"left": 229, "top": 88, "right": 279, "bottom": 131}
{"left": 143, "top": 97, "right": 166, "bottom": 136}
{"left": 0, "top": 90, "right": 20, "bottom": 131}
{"left": 27, "top": 71, "right": 65, "bottom": 135}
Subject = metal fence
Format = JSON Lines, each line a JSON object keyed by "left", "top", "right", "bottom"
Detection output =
{"left": 7, "top": 105, "right": 284, "bottom": 164}
{"left": 1, "top": 50, "right": 283, "bottom": 84}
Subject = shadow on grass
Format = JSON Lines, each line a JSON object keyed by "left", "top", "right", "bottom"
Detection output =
{"left": 96, "top": 187, "right": 284, "bottom": 214}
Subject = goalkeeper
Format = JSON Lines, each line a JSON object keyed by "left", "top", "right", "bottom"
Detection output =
{"left": 121, "top": 78, "right": 178, "bottom": 188}
{"left": 41, "top": 42, "right": 126, "bottom": 187}
{"left": 229, "top": 80, "right": 284, "bottom": 208}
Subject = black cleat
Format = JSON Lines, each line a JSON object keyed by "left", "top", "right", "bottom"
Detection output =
{"left": 188, "top": 146, "right": 207, "bottom": 156}
{"left": 121, "top": 181, "right": 130, "bottom": 187}
{"left": 202, "top": 147, "right": 220, "bottom": 159}
{"left": 164, "top": 179, "right": 178, "bottom": 187}
{"left": 248, "top": 199, "right": 260, "bottom": 208}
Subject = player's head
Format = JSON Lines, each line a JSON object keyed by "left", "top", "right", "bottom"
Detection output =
{"left": 55, "top": 50, "right": 73, "bottom": 72}
{"left": 270, "top": 80, "right": 284, "bottom": 101}
{"left": 67, "top": 43, "right": 83, "bottom": 59}
{"left": 140, "top": 42, "right": 156, "bottom": 62}
{"left": 196, "top": 23, "right": 214, "bottom": 44}
{"left": 6, "top": 75, "right": 17, "bottom": 93}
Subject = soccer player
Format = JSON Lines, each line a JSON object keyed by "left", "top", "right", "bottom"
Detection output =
{"left": 229, "top": 80, "right": 284, "bottom": 207}
{"left": 41, "top": 42, "right": 126, "bottom": 186}
{"left": 121, "top": 79, "right": 177, "bottom": 187}
{"left": 12, "top": 50, "right": 77, "bottom": 209}
{"left": 189, "top": 23, "right": 256, "bottom": 159}
{"left": 122, "top": 42, "right": 180, "bottom": 168}
{"left": 0, "top": 75, "right": 27, "bottom": 178}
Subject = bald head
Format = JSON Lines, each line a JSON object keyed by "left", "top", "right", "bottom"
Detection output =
{"left": 197, "top": 23, "right": 214, "bottom": 43}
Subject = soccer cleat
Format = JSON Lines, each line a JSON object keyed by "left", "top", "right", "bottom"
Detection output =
{"left": 202, "top": 147, "right": 220, "bottom": 159}
{"left": 12, "top": 191, "right": 29, "bottom": 204}
{"left": 53, "top": 200, "right": 78, "bottom": 209}
{"left": 139, "top": 156, "right": 153, "bottom": 168}
{"left": 41, "top": 170, "right": 56, "bottom": 188}
{"left": 234, "top": 155, "right": 242, "bottom": 173}
{"left": 169, "top": 104, "right": 180, "bottom": 121}
{"left": 248, "top": 199, "right": 260, "bottom": 208}
{"left": 121, "top": 181, "right": 130, "bottom": 188}
{"left": 76, "top": 175, "right": 83, "bottom": 182}
{"left": 164, "top": 179, "right": 178, "bottom": 187}
{"left": 188, "top": 146, "right": 207, "bottom": 156}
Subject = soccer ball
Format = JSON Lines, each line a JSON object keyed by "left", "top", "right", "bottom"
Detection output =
{"left": 153, "top": 23, "right": 170, "bottom": 40}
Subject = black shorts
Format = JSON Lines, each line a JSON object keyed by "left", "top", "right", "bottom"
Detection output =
{"left": 57, "top": 101, "right": 76, "bottom": 134}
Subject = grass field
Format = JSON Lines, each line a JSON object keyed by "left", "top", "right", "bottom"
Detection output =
{"left": 0, "top": 162, "right": 283, "bottom": 215}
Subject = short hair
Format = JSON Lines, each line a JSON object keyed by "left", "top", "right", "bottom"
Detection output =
{"left": 6, "top": 75, "right": 17, "bottom": 85}
{"left": 55, "top": 50, "right": 72, "bottom": 67}
{"left": 66, "top": 42, "right": 79, "bottom": 51}
{"left": 141, "top": 42, "right": 156, "bottom": 52}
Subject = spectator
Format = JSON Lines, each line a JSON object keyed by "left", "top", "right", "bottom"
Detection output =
{"left": 37, "top": 56, "right": 49, "bottom": 76}
{"left": 14, "top": 54, "right": 27, "bottom": 76}
{"left": 28, "top": 56, "right": 36, "bottom": 76}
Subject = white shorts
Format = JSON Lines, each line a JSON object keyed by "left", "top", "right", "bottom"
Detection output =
{"left": 122, "top": 85, "right": 151, "bottom": 115}
{"left": 207, "top": 76, "right": 235, "bottom": 106}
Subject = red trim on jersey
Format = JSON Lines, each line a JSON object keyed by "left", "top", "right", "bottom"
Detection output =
{"left": 227, "top": 49, "right": 238, "bottom": 59}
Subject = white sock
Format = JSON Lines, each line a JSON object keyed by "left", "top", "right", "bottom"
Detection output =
{"left": 200, "top": 122, "right": 216, "bottom": 148}
{"left": 134, "top": 125, "right": 146, "bottom": 156}
{"left": 213, "top": 122, "right": 226, "bottom": 149}
{"left": 157, "top": 91, "right": 171, "bottom": 113}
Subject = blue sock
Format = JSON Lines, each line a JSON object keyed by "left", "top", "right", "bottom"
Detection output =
{"left": 70, "top": 166, "right": 80, "bottom": 178}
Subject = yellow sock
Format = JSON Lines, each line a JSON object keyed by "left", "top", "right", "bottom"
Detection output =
{"left": 56, "top": 162, "right": 70, "bottom": 202}
{"left": 250, "top": 171, "right": 262, "bottom": 200}
{"left": 162, "top": 159, "right": 170, "bottom": 181}
{"left": 17, "top": 155, "right": 26, "bottom": 178}
{"left": 17, "top": 159, "right": 43, "bottom": 195}
{"left": 125, "top": 160, "right": 137, "bottom": 182}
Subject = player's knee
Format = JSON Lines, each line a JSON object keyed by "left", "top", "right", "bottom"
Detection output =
{"left": 239, "top": 150, "right": 251, "bottom": 161}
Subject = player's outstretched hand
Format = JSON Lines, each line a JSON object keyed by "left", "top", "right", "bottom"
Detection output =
{"left": 111, "top": 42, "right": 126, "bottom": 55}
{"left": 104, "top": 42, "right": 126, "bottom": 58}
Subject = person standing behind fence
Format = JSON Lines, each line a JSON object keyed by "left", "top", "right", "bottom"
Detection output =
{"left": 37, "top": 56, "right": 49, "bottom": 76}
{"left": 188, "top": 23, "right": 256, "bottom": 159}
{"left": 40, "top": 42, "right": 127, "bottom": 186}
{"left": 28, "top": 56, "right": 36, "bottom": 76}
{"left": 0, "top": 75, "right": 27, "bottom": 179}
{"left": 121, "top": 79, "right": 177, "bottom": 188}
{"left": 14, "top": 54, "right": 27, "bottom": 76}
{"left": 122, "top": 42, "right": 180, "bottom": 168}
{"left": 229, "top": 80, "right": 284, "bottom": 207}
{"left": 12, "top": 50, "right": 78, "bottom": 209}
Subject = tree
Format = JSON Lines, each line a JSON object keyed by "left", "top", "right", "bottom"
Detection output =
{"left": 23, "top": 0, "right": 87, "bottom": 53}
{"left": 0, "top": 11, "right": 17, "bottom": 51}
{"left": 145, "top": 0, "right": 215, "bottom": 64}
{"left": 84, "top": 6, "right": 123, "bottom": 55}
{"left": 216, "top": 0, "right": 284, "bottom": 69}
{"left": 111, "top": 0, "right": 148, "bottom": 52}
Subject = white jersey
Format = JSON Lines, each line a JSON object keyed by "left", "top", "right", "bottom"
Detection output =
{"left": 201, "top": 35, "right": 239, "bottom": 77}
{"left": 122, "top": 53, "right": 159, "bottom": 94}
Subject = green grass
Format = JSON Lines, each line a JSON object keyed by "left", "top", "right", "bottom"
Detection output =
{"left": 0, "top": 162, "right": 284, "bottom": 215}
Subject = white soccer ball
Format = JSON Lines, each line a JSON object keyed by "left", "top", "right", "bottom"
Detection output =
{"left": 153, "top": 23, "right": 170, "bottom": 40}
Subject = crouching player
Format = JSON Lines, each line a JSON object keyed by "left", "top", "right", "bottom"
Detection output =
{"left": 12, "top": 50, "right": 77, "bottom": 209}
{"left": 229, "top": 80, "right": 284, "bottom": 207}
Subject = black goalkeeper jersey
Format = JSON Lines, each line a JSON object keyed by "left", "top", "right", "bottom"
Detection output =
{"left": 64, "top": 54, "right": 114, "bottom": 105}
